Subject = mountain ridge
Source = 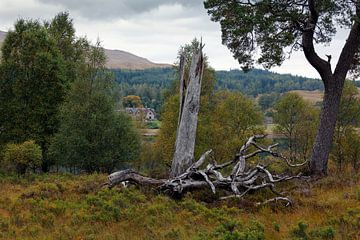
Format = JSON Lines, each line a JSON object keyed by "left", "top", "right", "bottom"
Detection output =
{"left": 0, "top": 30, "right": 172, "bottom": 70}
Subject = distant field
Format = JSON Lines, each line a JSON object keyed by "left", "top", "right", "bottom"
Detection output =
{"left": 289, "top": 90, "right": 323, "bottom": 104}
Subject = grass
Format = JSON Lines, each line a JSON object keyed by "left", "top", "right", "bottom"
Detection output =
{"left": 0, "top": 172, "right": 359, "bottom": 239}
{"left": 289, "top": 90, "right": 323, "bottom": 105}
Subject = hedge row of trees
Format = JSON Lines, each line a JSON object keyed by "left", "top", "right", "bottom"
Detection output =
{"left": 0, "top": 13, "right": 140, "bottom": 174}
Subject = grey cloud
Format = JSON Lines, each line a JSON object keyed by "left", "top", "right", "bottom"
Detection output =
{"left": 37, "top": 0, "right": 203, "bottom": 20}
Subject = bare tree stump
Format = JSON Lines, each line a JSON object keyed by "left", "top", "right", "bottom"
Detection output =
{"left": 107, "top": 44, "right": 307, "bottom": 206}
{"left": 170, "top": 44, "right": 205, "bottom": 178}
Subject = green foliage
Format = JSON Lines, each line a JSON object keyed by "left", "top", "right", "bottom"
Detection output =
{"left": 3, "top": 140, "right": 42, "bottom": 175}
{"left": 49, "top": 43, "right": 140, "bottom": 173}
{"left": 195, "top": 220, "right": 265, "bottom": 240}
{"left": 215, "top": 70, "right": 322, "bottom": 96}
{"left": 113, "top": 67, "right": 322, "bottom": 113}
{"left": 47, "top": 12, "right": 88, "bottom": 84}
{"left": 0, "top": 173, "right": 359, "bottom": 239}
{"left": 309, "top": 226, "right": 335, "bottom": 239}
{"left": 290, "top": 221, "right": 309, "bottom": 240}
{"left": 146, "top": 120, "right": 160, "bottom": 129}
{"left": 207, "top": 91, "right": 264, "bottom": 161}
{"left": 290, "top": 222, "right": 336, "bottom": 240}
{"left": 156, "top": 39, "right": 264, "bottom": 166}
{"left": 258, "top": 93, "right": 281, "bottom": 111}
{"left": 204, "top": 1, "right": 353, "bottom": 70}
{"left": 273, "top": 222, "right": 280, "bottom": 232}
{"left": 273, "top": 93, "right": 319, "bottom": 162}
{"left": 0, "top": 19, "right": 66, "bottom": 171}
{"left": 114, "top": 68, "right": 174, "bottom": 112}
{"left": 122, "top": 95, "right": 144, "bottom": 108}
{"left": 0, "top": 13, "right": 91, "bottom": 172}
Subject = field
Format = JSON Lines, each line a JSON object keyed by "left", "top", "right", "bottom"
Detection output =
{"left": 0, "top": 171, "right": 359, "bottom": 240}
{"left": 289, "top": 90, "right": 323, "bottom": 104}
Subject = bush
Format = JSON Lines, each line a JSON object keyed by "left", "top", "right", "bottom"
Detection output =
{"left": 309, "top": 226, "right": 335, "bottom": 239}
{"left": 290, "top": 221, "right": 309, "bottom": 240}
{"left": 2, "top": 140, "right": 42, "bottom": 175}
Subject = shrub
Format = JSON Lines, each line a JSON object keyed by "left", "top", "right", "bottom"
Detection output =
{"left": 3, "top": 140, "right": 42, "bottom": 175}
{"left": 290, "top": 221, "right": 309, "bottom": 240}
{"left": 309, "top": 226, "right": 335, "bottom": 239}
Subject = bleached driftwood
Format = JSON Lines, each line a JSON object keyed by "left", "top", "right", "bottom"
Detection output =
{"left": 108, "top": 135, "right": 307, "bottom": 205}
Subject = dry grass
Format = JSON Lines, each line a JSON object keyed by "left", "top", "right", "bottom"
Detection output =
{"left": 289, "top": 90, "right": 324, "bottom": 104}
{"left": 0, "top": 171, "right": 359, "bottom": 240}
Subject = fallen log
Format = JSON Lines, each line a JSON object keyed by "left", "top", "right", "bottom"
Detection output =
{"left": 108, "top": 135, "right": 307, "bottom": 205}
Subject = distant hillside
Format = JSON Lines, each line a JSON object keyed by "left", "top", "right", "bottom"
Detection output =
{"left": 0, "top": 30, "right": 172, "bottom": 70}
{"left": 289, "top": 90, "right": 323, "bottom": 104}
{"left": 215, "top": 69, "right": 323, "bottom": 96}
{"left": 105, "top": 49, "right": 171, "bottom": 70}
{"left": 113, "top": 68, "right": 323, "bottom": 112}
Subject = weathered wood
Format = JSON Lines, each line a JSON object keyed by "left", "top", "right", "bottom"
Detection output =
{"left": 107, "top": 43, "right": 305, "bottom": 206}
{"left": 108, "top": 135, "right": 306, "bottom": 205}
{"left": 170, "top": 45, "right": 205, "bottom": 178}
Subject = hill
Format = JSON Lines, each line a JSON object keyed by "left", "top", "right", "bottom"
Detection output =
{"left": 104, "top": 49, "right": 171, "bottom": 70}
{"left": 113, "top": 68, "right": 324, "bottom": 111}
{"left": 0, "top": 30, "right": 172, "bottom": 70}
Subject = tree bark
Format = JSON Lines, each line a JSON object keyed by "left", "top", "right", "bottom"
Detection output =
{"left": 170, "top": 45, "right": 204, "bottom": 178}
{"left": 303, "top": 1, "right": 360, "bottom": 176}
{"left": 310, "top": 80, "right": 343, "bottom": 175}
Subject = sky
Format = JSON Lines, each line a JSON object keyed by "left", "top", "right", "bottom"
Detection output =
{"left": 0, "top": 0, "right": 351, "bottom": 78}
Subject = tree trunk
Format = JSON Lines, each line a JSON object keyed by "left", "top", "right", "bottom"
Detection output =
{"left": 170, "top": 46, "right": 204, "bottom": 178}
{"left": 310, "top": 79, "right": 344, "bottom": 175}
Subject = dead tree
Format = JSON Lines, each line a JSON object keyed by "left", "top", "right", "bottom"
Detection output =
{"left": 171, "top": 45, "right": 204, "bottom": 177}
{"left": 107, "top": 44, "right": 306, "bottom": 205}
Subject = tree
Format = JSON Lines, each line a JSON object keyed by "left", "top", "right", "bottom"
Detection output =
{"left": 204, "top": 0, "right": 360, "bottom": 176}
{"left": 155, "top": 39, "right": 215, "bottom": 172}
{"left": 47, "top": 12, "right": 88, "bottom": 83}
{"left": 108, "top": 44, "right": 306, "bottom": 204}
{"left": 3, "top": 140, "right": 42, "bottom": 175}
{"left": 331, "top": 81, "right": 360, "bottom": 170}
{"left": 209, "top": 91, "right": 264, "bottom": 161}
{"left": 258, "top": 93, "right": 281, "bottom": 111}
{"left": 122, "top": 95, "right": 144, "bottom": 108}
{"left": 273, "top": 93, "right": 319, "bottom": 162}
{"left": 49, "top": 42, "right": 140, "bottom": 173}
{"left": 0, "top": 19, "right": 67, "bottom": 172}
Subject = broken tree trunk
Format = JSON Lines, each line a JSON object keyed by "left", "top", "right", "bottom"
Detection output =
{"left": 108, "top": 135, "right": 307, "bottom": 205}
{"left": 107, "top": 44, "right": 307, "bottom": 206}
{"left": 170, "top": 45, "right": 205, "bottom": 178}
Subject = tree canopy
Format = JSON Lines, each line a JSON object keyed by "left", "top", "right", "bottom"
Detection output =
{"left": 0, "top": 19, "right": 67, "bottom": 172}
{"left": 49, "top": 42, "right": 140, "bottom": 173}
{"left": 204, "top": 0, "right": 360, "bottom": 175}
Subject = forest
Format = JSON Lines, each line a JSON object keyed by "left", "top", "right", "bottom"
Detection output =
{"left": 114, "top": 67, "right": 324, "bottom": 112}
{"left": 0, "top": 1, "right": 360, "bottom": 239}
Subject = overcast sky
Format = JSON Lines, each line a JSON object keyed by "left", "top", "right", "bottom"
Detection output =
{"left": 0, "top": 0, "right": 351, "bottom": 78}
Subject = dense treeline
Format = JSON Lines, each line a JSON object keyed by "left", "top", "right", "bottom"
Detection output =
{"left": 0, "top": 13, "right": 140, "bottom": 174}
{"left": 113, "top": 67, "right": 324, "bottom": 112}
{"left": 215, "top": 69, "right": 323, "bottom": 95}
{"left": 113, "top": 68, "right": 174, "bottom": 112}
